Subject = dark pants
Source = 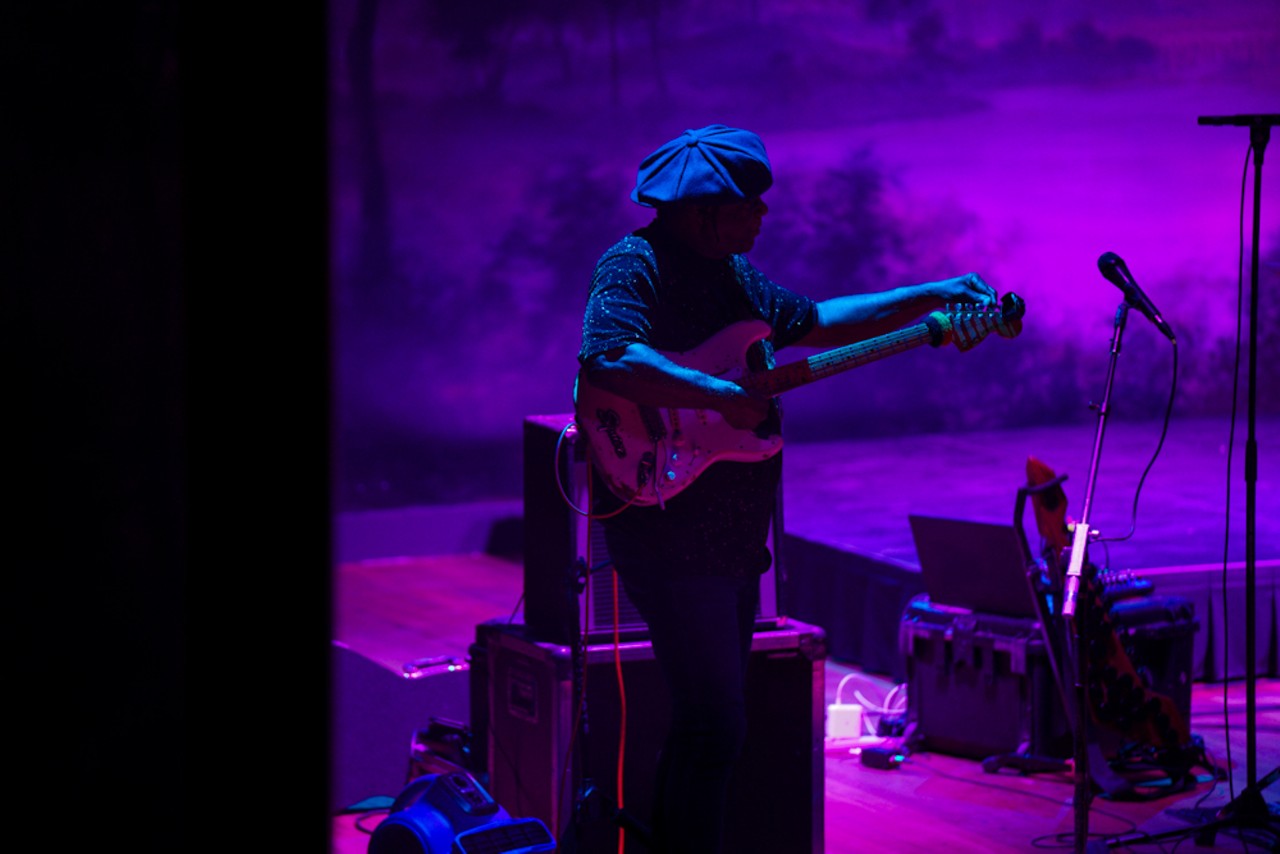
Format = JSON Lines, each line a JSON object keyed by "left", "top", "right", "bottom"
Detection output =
{"left": 613, "top": 567, "right": 760, "bottom": 854}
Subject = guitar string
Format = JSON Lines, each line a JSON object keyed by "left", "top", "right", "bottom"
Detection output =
{"left": 748, "top": 301, "right": 1005, "bottom": 394}
{"left": 749, "top": 324, "right": 931, "bottom": 395}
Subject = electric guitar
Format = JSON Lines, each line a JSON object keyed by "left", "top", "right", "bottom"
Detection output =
{"left": 574, "top": 293, "right": 1025, "bottom": 507}
{"left": 1025, "top": 456, "right": 1191, "bottom": 754}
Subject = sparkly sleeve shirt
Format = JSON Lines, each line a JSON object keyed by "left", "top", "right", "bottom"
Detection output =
{"left": 578, "top": 223, "right": 818, "bottom": 579}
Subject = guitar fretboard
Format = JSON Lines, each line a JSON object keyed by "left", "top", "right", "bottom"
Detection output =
{"left": 744, "top": 319, "right": 940, "bottom": 397}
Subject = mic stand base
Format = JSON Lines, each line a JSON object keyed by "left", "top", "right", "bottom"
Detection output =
{"left": 1094, "top": 767, "right": 1280, "bottom": 851}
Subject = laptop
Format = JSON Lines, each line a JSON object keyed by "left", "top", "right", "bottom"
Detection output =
{"left": 907, "top": 514, "right": 1038, "bottom": 619}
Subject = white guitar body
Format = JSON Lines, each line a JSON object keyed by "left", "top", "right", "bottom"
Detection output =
{"left": 574, "top": 320, "right": 782, "bottom": 507}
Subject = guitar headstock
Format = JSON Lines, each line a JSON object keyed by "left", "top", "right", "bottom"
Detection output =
{"left": 939, "top": 292, "right": 1026, "bottom": 351}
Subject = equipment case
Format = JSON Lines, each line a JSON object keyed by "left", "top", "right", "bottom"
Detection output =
{"left": 899, "top": 597, "right": 1071, "bottom": 760}
{"left": 1107, "top": 595, "right": 1198, "bottom": 727}
{"left": 900, "top": 593, "right": 1198, "bottom": 761}
{"left": 471, "top": 618, "right": 826, "bottom": 854}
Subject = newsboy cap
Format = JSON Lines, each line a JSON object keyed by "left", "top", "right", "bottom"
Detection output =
{"left": 631, "top": 125, "right": 773, "bottom": 207}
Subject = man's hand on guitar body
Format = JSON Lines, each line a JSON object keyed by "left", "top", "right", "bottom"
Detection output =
{"left": 585, "top": 342, "right": 770, "bottom": 431}
{"left": 718, "top": 384, "right": 771, "bottom": 431}
{"left": 583, "top": 344, "right": 739, "bottom": 412}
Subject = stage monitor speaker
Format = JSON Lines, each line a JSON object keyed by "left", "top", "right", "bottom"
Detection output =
{"left": 522, "top": 414, "right": 783, "bottom": 646}
{"left": 471, "top": 618, "right": 825, "bottom": 854}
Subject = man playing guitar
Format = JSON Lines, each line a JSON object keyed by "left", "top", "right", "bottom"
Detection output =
{"left": 576, "top": 124, "right": 1019, "bottom": 854}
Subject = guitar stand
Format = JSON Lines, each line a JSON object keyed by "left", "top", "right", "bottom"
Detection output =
{"left": 1012, "top": 474, "right": 1180, "bottom": 812}
{"left": 974, "top": 509, "right": 1070, "bottom": 779}
{"left": 976, "top": 477, "right": 1067, "bottom": 779}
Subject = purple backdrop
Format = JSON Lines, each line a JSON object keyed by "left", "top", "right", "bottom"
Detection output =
{"left": 328, "top": 0, "right": 1279, "bottom": 511}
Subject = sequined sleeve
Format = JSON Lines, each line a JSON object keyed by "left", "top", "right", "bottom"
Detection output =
{"left": 732, "top": 254, "right": 818, "bottom": 351}
{"left": 579, "top": 235, "right": 659, "bottom": 364}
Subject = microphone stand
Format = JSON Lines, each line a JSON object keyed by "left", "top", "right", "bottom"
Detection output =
{"left": 1061, "top": 300, "right": 1132, "bottom": 854}
{"left": 1196, "top": 113, "right": 1276, "bottom": 795}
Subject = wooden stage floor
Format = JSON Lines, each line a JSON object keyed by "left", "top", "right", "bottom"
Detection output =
{"left": 331, "top": 417, "right": 1279, "bottom": 852}
{"left": 331, "top": 558, "right": 1278, "bottom": 853}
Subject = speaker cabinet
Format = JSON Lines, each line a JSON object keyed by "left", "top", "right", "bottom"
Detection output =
{"left": 522, "top": 414, "right": 782, "bottom": 646}
{"left": 471, "top": 619, "right": 825, "bottom": 854}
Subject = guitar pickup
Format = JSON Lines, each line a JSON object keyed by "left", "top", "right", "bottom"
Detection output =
{"left": 636, "top": 451, "right": 655, "bottom": 490}
{"left": 594, "top": 407, "right": 628, "bottom": 458}
{"left": 638, "top": 405, "right": 667, "bottom": 443}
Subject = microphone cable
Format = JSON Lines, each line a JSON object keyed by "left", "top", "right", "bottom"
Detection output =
{"left": 1208, "top": 134, "right": 1256, "bottom": 805}
{"left": 1094, "top": 330, "right": 1178, "bottom": 548}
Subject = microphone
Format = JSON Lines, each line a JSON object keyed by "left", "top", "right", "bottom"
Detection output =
{"left": 1097, "top": 252, "right": 1176, "bottom": 342}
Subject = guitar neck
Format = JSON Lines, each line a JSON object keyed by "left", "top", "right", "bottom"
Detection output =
{"left": 743, "top": 318, "right": 940, "bottom": 397}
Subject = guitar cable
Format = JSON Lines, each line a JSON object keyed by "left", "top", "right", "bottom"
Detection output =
{"left": 549, "top": 425, "right": 637, "bottom": 852}
{"left": 554, "top": 419, "right": 639, "bottom": 520}
{"left": 1204, "top": 135, "right": 1255, "bottom": 807}
{"left": 579, "top": 456, "right": 634, "bottom": 854}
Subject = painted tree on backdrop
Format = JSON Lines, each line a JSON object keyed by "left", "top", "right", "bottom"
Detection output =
{"left": 422, "top": 0, "right": 670, "bottom": 105}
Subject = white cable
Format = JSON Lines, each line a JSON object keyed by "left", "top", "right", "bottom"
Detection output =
{"left": 830, "top": 673, "right": 909, "bottom": 738}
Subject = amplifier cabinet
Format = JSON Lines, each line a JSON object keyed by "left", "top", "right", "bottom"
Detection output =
{"left": 471, "top": 618, "right": 826, "bottom": 853}
{"left": 521, "top": 414, "right": 782, "bottom": 646}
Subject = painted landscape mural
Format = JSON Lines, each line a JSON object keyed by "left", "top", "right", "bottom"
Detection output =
{"left": 327, "top": 0, "right": 1279, "bottom": 511}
